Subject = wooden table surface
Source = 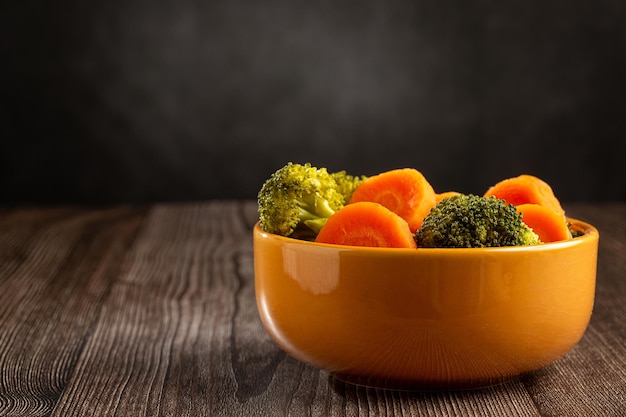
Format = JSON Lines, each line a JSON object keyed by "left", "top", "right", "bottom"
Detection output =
{"left": 1, "top": 201, "right": 624, "bottom": 416}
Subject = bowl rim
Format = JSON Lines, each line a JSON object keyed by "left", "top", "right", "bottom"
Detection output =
{"left": 253, "top": 217, "right": 599, "bottom": 255}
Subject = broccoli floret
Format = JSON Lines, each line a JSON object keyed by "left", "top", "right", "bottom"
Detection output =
{"left": 415, "top": 194, "right": 541, "bottom": 248}
{"left": 258, "top": 162, "right": 355, "bottom": 239}
{"left": 331, "top": 170, "right": 367, "bottom": 202}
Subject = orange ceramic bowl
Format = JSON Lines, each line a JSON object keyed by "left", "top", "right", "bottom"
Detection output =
{"left": 253, "top": 219, "right": 599, "bottom": 390}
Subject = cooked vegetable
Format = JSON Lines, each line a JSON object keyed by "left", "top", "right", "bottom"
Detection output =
{"left": 348, "top": 168, "right": 437, "bottom": 232}
{"left": 315, "top": 202, "right": 417, "bottom": 248}
{"left": 331, "top": 170, "right": 368, "bottom": 203}
{"left": 568, "top": 223, "right": 585, "bottom": 238}
{"left": 484, "top": 174, "right": 566, "bottom": 220}
{"left": 435, "top": 191, "right": 462, "bottom": 204}
{"left": 257, "top": 162, "right": 364, "bottom": 239}
{"left": 415, "top": 194, "right": 541, "bottom": 248}
{"left": 258, "top": 162, "right": 577, "bottom": 248}
{"left": 516, "top": 204, "right": 572, "bottom": 243}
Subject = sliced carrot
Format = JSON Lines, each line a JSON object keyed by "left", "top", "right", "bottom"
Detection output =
{"left": 516, "top": 203, "right": 572, "bottom": 243}
{"left": 435, "top": 191, "right": 462, "bottom": 204}
{"left": 484, "top": 174, "right": 566, "bottom": 220}
{"left": 315, "top": 202, "right": 417, "bottom": 248}
{"left": 348, "top": 168, "right": 436, "bottom": 231}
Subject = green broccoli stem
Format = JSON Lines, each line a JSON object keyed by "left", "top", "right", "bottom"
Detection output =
{"left": 296, "top": 192, "right": 337, "bottom": 234}
{"left": 303, "top": 218, "right": 328, "bottom": 234}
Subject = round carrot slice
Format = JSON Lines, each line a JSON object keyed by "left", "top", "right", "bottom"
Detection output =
{"left": 435, "top": 191, "right": 462, "bottom": 204}
{"left": 315, "top": 202, "right": 417, "bottom": 248}
{"left": 484, "top": 174, "right": 566, "bottom": 220}
{"left": 516, "top": 203, "right": 572, "bottom": 243}
{"left": 349, "top": 168, "right": 436, "bottom": 232}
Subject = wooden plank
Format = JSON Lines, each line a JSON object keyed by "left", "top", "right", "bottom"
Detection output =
{"left": 50, "top": 202, "right": 258, "bottom": 416}
{"left": 0, "top": 207, "right": 146, "bottom": 417}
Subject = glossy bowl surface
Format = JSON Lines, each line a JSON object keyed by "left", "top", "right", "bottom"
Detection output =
{"left": 253, "top": 219, "right": 599, "bottom": 390}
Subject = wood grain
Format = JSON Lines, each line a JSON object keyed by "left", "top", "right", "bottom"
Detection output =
{"left": 0, "top": 207, "right": 146, "bottom": 416}
{"left": 0, "top": 202, "right": 624, "bottom": 416}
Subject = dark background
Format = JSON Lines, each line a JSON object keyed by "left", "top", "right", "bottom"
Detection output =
{"left": 2, "top": 0, "right": 625, "bottom": 204}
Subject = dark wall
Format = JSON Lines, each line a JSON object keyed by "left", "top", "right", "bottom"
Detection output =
{"left": 2, "top": 1, "right": 625, "bottom": 204}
